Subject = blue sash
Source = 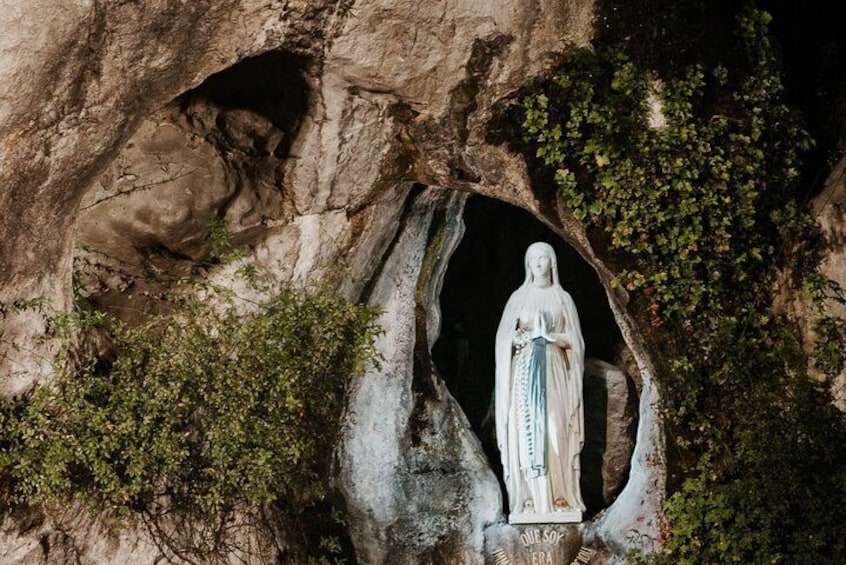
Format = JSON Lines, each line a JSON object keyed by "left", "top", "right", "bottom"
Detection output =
{"left": 526, "top": 337, "right": 547, "bottom": 478}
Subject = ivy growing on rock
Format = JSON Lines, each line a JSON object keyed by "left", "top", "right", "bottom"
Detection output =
{"left": 0, "top": 284, "right": 380, "bottom": 562}
{"left": 522, "top": 4, "right": 846, "bottom": 563}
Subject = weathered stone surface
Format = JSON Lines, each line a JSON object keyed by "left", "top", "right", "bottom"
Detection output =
{"left": 338, "top": 188, "right": 502, "bottom": 564}
{"left": 812, "top": 156, "right": 846, "bottom": 410}
{"left": 77, "top": 118, "right": 231, "bottom": 261}
{"left": 583, "top": 371, "right": 665, "bottom": 562}
{"left": 0, "top": 503, "right": 278, "bottom": 564}
{"left": 0, "top": 0, "right": 347, "bottom": 393}
{"left": 1, "top": 506, "right": 161, "bottom": 564}
{"left": 582, "top": 359, "right": 638, "bottom": 509}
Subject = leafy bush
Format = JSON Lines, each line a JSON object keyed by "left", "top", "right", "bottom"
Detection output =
{"left": 0, "top": 285, "right": 380, "bottom": 560}
{"left": 521, "top": 3, "right": 846, "bottom": 562}
{"left": 523, "top": 9, "right": 812, "bottom": 328}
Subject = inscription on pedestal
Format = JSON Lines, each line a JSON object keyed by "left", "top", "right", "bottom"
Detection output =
{"left": 572, "top": 546, "right": 597, "bottom": 564}
{"left": 485, "top": 523, "right": 591, "bottom": 565}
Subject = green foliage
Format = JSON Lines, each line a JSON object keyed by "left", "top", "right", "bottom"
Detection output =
{"left": 813, "top": 314, "right": 846, "bottom": 376}
{"left": 208, "top": 216, "right": 246, "bottom": 263}
{"left": 653, "top": 313, "right": 846, "bottom": 565}
{"left": 660, "top": 330, "right": 846, "bottom": 564}
{"left": 523, "top": 10, "right": 811, "bottom": 327}
{"left": 522, "top": 3, "right": 846, "bottom": 563}
{"left": 0, "top": 285, "right": 380, "bottom": 560}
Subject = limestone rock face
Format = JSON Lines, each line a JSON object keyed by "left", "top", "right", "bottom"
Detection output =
{"left": 584, "top": 372, "right": 665, "bottom": 562}
{"left": 0, "top": 504, "right": 278, "bottom": 564}
{"left": 582, "top": 359, "right": 638, "bottom": 509}
{"left": 0, "top": 0, "right": 348, "bottom": 392}
{"left": 813, "top": 157, "right": 846, "bottom": 410}
{"left": 75, "top": 119, "right": 232, "bottom": 282}
{"left": 338, "top": 188, "right": 501, "bottom": 564}
{"left": 1, "top": 506, "right": 165, "bottom": 564}
{"left": 0, "top": 0, "right": 671, "bottom": 563}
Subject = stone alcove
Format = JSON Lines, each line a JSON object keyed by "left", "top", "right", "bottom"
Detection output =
{"left": 63, "top": 40, "right": 654, "bottom": 558}
{"left": 432, "top": 195, "right": 639, "bottom": 517}
{"left": 74, "top": 49, "right": 314, "bottom": 321}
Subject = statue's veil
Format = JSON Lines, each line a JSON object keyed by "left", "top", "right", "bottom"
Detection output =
{"left": 520, "top": 241, "right": 562, "bottom": 288}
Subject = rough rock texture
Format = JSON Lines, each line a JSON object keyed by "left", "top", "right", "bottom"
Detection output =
{"left": 1, "top": 506, "right": 158, "bottom": 564}
{"left": 0, "top": 504, "right": 277, "bottom": 564}
{"left": 813, "top": 156, "right": 846, "bottom": 409}
{"left": 582, "top": 359, "right": 638, "bottom": 509}
{"left": 339, "top": 188, "right": 501, "bottom": 563}
{"left": 1, "top": 0, "right": 356, "bottom": 392}
{"left": 1, "top": 0, "right": 672, "bottom": 563}
{"left": 584, "top": 371, "right": 665, "bottom": 562}
{"left": 2, "top": 0, "right": 594, "bottom": 377}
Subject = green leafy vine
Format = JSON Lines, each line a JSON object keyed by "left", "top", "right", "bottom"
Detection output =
{"left": 521, "top": 4, "right": 846, "bottom": 563}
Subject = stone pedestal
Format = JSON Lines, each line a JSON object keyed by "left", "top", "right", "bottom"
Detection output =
{"left": 485, "top": 522, "right": 597, "bottom": 565}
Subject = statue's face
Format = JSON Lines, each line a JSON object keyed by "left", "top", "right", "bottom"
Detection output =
{"left": 528, "top": 248, "right": 552, "bottom": 281}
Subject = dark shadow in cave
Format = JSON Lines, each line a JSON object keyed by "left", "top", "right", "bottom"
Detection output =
{"left": 181, "top": 50, "right": 310, "bottom": 158}
{"left": 432, "top": 195, "right": 632, "bottom": 516}
{"left": 84, "top": 51, "right": 313, "bottom": 323}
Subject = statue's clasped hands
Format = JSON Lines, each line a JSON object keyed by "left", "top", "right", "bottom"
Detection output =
{"left": 529, "top": 310, "right": 570, "bottom": 367}
{"left": 530, "top": 310, "right": 552, "bottom": 342}
{"left": 531, "top": 310, "right": 571, "bottom": 352}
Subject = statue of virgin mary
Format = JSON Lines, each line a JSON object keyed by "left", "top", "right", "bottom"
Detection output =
{"left": 495, "top": 242, "right": 585, "bottom": 523}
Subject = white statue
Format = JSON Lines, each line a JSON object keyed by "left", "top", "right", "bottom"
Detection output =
{"left": 495, "top": 242, "right": 586, "bottom": 523}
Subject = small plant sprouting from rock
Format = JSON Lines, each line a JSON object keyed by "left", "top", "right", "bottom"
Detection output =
{"left": 208, "top": 216, "right": 246, "bottom": 264}
{"left": 0, "top": 283, "right": 381, "bottom": 562}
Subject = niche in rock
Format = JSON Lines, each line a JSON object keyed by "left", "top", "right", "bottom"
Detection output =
{"left": 181, "top": 50, "right": 311, "bottom": 158}
{"left": 75, "top": 50, "right": 313, "bottom": 322}
{"left": 432, "top": 196, "right": 638, "bottom": 515}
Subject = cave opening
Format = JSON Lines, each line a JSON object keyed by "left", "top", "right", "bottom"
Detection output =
{"left": 75, "top": 50, "right": 315, "bottom": 325}
{"left": 180, "top": 50, "right": 311, "bottom": 158}
{"left": 432, "top": 195, "right": 638, "bottom": 516}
